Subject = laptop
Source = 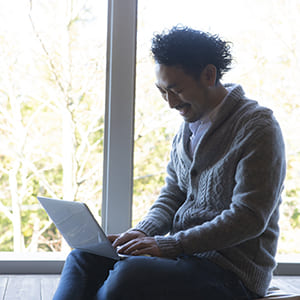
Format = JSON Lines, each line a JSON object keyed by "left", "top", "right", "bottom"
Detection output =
{"left": 37, "top": 196, "right": 121, "bottom": 260}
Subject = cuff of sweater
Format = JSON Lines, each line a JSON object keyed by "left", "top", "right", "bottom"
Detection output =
{"left": 155, "top": 235, "right": 184, "bottom": 258}
{"left": 133, "top": 220, "right": 159, "bottom": 237}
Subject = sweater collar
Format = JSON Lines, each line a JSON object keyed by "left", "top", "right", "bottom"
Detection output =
{"left": 188, "top": 83, "right": 239, "bottom": 135}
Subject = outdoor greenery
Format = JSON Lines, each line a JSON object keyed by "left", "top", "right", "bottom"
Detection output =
{"left": 0, "top": 0, "right": 299, "bottom": 254}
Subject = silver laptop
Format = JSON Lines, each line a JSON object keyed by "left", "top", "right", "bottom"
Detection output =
{"left": 37, "top": 196, "right": 121, "bottom": 260}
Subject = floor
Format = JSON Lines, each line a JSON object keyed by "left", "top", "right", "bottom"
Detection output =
{"left": 271, "top": 276, "right": 300, "bottom": 294}
{"left": 0, "top": 275, "right": 299, "bottom": 300}
{"left": 0, "top": 275, "right": 60, "bottom": 300}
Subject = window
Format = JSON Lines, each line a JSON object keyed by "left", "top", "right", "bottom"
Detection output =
{"left": 0, "top": 0, "right": 107, "bottom": 254}
{"left": 0, "top": 0, "right": 137, "bottom": 273}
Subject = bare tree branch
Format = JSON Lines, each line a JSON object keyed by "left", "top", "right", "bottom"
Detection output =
{"left": 28, "top": 3, "right": 68, "bottom": 99}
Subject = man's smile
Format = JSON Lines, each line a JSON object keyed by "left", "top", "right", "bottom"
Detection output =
{"left": 175, "top": 103, "right": 191, "bottom": 116}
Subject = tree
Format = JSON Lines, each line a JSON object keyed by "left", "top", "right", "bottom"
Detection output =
{"left": 0, "top": 0, "right": 106, "bottom": 252}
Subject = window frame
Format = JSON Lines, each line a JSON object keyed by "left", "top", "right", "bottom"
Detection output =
{"left": 101, "top": 0, "right": 137, "bottom": 235}
{"left": 0, "top": 0, "right": 137, "bottom": 273}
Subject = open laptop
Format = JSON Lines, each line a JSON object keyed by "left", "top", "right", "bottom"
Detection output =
{"left": 37, "top": 196, "right": 121, "bottom": 260}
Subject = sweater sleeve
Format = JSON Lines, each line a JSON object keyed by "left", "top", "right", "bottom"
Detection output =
{"left": 155, "top": 117, "right": 286, "bottom": 257}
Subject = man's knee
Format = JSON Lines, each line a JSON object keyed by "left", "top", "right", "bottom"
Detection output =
{"left": 98, "top": 258, "right": 150, "bottom": 299}
{"left": 64, "top": 249, "right": 115, "bottom": 277}
{"left": 65, "top": 249, "right": 93, "bottom": 266}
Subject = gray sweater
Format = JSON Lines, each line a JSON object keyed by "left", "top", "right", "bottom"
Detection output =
{"left": 135, "top": 84, "right": 286, "bottom": 296}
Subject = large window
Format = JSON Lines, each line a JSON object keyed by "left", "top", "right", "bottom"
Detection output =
{"left": 0, "top": 0, "right": 299, "bottom": 273}
{"left": 133, "top": 0, "right": 300, "bottom": 258}
{"left": 0, "top": 0, "right": 107, "bottom": 253}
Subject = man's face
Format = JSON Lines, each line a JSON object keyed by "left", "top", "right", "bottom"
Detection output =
{"left": 155, "top": 64, "right": 213, "bottom": 123}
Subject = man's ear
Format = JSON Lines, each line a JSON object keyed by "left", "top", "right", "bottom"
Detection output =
{"left": 201, "top": 64, "right": 217, "bottom": 87}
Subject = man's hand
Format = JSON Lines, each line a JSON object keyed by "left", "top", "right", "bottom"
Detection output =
{"left": 107, "top": 230, "right": 162, "bottom": 257}
{"left": 108, "top": 230, "right": 146, "bottom": 247}
{"left": 116, "top": 236, "right": 162, "bottom": 257}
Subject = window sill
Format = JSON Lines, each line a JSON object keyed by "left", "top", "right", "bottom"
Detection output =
{"left": 275, "top": 254, "right": 300, "bottom": 276}
{"left": 0, "top": 252, "right": 67, "bottom": 274}
{"left": 0, "top": 253, "right": 299, "bottom": 275}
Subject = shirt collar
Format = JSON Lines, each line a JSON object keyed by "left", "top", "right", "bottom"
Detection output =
{"left": 189, "top": 85, "right": 234, "bottom": 134}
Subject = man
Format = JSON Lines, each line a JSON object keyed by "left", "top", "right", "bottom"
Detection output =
{"left": 53, "top": 26, "right": 286, "bottom": 300}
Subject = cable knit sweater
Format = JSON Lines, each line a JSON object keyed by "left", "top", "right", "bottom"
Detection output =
{"left": 134, "top": 84, "right": 286, "bottom": 296}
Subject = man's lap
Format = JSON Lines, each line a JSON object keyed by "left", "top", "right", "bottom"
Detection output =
{"left": 97, "top": 255, "right": 254, "bottom": 299}
{"left": 54, "top": 249, "right": 256, "bottom": 300}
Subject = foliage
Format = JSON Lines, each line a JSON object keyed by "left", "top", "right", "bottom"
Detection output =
{"left": 0, "top": 0, "right": 105, "bottom": 252}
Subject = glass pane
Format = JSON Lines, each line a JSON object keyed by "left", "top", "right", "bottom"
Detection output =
{"left": 0, "top": 0, "right": 107, "bottom": 252}
{"left": 134, "top": 0, "right": 300, "bottom": 256}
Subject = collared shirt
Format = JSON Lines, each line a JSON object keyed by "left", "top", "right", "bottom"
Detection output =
{"left": 188, "top": 86, "right": 233, "bottom": 157}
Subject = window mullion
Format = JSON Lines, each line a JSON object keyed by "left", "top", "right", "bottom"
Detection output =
{"left": 102, "top": 0, "right": 138, "bottom": 234}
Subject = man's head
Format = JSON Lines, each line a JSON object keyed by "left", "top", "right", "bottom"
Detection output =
{"left": 151, "top": 25, "right": 232, "bottom": 82}
{"left": 153, "top": 26, "right": 232, "bottom": 123}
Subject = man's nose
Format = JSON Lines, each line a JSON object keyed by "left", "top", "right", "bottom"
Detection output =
{"left": 166, "top": 91, "right": 180, "bottom": 109}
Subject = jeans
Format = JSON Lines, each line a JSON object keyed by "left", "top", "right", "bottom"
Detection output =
{"left": 53, "top": 249, "right": 258, "bottom": 300}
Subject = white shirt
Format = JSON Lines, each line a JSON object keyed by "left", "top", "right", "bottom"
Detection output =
{"left": 188, "top": 86, "right": 233, "bottom": 157}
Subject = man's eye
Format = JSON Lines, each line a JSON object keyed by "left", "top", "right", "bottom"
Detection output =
{"left": 160, "top": 91, "right": 166, "bottom": 97}
{"left": 159, "top": 90, "right": 167, "bottom": 100}
{"left": 169, "top": 88, "right": 183, "bottom": 95}
{"left": 174, "top": 89, "right": 183, "bottom": 94}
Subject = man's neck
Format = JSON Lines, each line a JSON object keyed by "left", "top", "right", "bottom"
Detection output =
{"left": 202, "top": 82, "right": 228, "bottom": 116}
{"left": 211, "top": 82, "right": 228, "bottom": 107}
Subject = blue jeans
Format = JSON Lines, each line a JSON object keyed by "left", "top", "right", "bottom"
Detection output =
{"left": 53, "top": 249, "right": 258, "bottom": 300}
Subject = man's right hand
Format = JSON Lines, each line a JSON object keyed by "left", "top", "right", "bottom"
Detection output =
{"left": 108, "top": 230, "right": 146, "bottom": 249}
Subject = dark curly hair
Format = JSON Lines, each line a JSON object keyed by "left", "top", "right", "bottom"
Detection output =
{"left": 151, "top": 25, "right": 233, "bottom": 82}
